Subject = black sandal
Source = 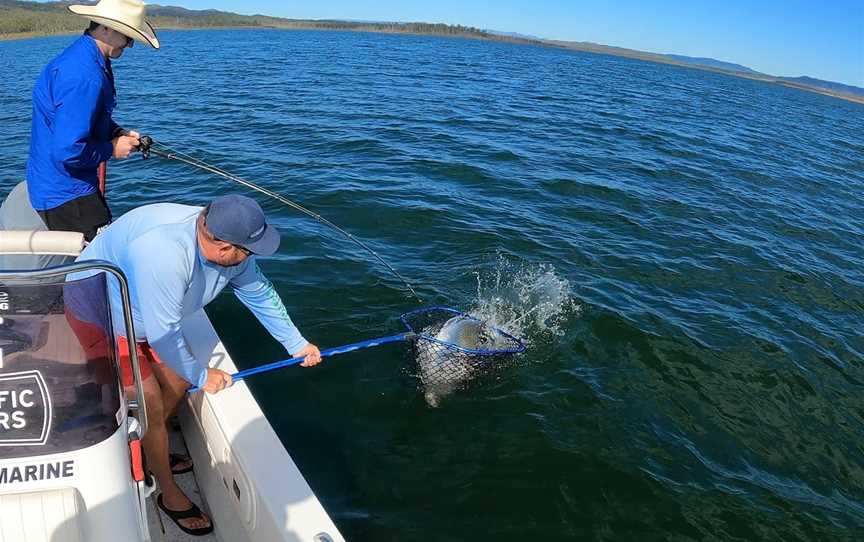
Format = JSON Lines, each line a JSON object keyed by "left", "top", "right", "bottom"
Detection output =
{"left": 157, "top": 494, "right": 214, "bottom": 536}
{"left": 169, "top": 453, "right": 194, "bottom": 475}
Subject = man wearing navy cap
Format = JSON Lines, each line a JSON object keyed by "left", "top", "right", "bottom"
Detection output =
{"left": 71, "top": 194, "right": 321, "bottom": 535}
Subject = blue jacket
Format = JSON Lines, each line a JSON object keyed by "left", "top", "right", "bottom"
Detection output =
{"left": 27, "top": 33, "right": 120, "bottom": 211}
{"left": 69, "top": 203, "right": 309, "bottom": 388}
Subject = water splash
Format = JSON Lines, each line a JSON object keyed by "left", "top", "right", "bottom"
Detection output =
{"left": 468, "top": 255, "right": 579, "bottom": 344}
{"left": 416, "top": 257, "right": 578, "bottom": 407}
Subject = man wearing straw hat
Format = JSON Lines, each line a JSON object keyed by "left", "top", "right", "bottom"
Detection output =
{"left": 25, "top": 0, "right": 224, "bottom": 534}
{"left": 26, "top": 0, "right": 159, "bottom": 242}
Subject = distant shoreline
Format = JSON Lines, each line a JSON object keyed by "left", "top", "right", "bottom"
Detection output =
{"left": 0, "top": 24, "right": 536, "bottom": 44}
{"left": 0, "top": 30, "right": 73, "bottom": 41}
{"left": 2, "top": 26, "right": 861, "bottom": 106}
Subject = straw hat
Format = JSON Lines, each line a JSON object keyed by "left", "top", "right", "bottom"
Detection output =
{"left": 68, "top": 0, "right": 160, "bottom": 49}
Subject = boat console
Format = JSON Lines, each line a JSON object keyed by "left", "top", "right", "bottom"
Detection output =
{"left": 0, "top": 231, "right": 152, "bottom": 542}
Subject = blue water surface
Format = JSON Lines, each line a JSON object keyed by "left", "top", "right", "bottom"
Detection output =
{"left": 2, "top": 29, "right": 864, "bottom": 541}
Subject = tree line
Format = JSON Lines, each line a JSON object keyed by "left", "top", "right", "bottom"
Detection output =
{"left": 0, "top": 1, "right": 498, "bottom": 40}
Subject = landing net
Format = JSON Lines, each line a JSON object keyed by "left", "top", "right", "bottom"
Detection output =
{"left": 400, "top": 307, "right": 525, "bottom": 388}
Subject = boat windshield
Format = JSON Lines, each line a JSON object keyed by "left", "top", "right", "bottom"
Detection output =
{"left": 0, "top": 272, "right": 122, "bottom": 460}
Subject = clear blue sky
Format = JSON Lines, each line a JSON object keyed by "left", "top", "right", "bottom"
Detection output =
{"left": 171, "top": 0, "right": 863, "bottom": 86}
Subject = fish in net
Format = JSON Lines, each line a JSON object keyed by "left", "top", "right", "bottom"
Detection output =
{"left": 401, "top": 307, "right": 525, "bottom": 406}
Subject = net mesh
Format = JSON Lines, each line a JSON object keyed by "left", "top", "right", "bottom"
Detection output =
{"left": 400, "top": 307, "right": 525, "bottom": 388}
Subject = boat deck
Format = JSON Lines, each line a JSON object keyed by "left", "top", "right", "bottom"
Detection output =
{"left": 147, "top": 420, "right": 217, "bottom": 542}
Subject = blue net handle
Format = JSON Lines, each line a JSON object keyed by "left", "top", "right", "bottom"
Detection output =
{"left": 188, "top": 332, "right": 412, "bottom": 392}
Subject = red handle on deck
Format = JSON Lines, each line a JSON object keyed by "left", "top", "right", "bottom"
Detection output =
{"left": 129, "top": 439, "right": 144, "bottom": 482}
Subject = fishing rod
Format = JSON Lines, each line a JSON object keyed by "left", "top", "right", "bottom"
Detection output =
{"left": 136, "top": 135, "right": 423, "bottom": 303}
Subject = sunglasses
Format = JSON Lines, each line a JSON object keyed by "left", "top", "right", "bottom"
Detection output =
{"left": 213, "top": 235, "right": 251, "bottom": 256}
{"left": 230, "top": 243, "right": 252, "bottom": 257}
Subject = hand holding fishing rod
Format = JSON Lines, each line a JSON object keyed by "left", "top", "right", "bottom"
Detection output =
{"left": 136, "top": 135, "right": 423, "bottom": 303}
{"left": 112, "top": 130, "right": 141, "bottom": 159}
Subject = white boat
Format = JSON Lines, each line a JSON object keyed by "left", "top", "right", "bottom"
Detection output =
{"left": 0, "top": 215, "right": 345, "bottom": 541}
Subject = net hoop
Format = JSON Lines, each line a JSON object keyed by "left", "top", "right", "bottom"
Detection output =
{"left": 400, "top": 306, "right": 526, "bottom": 355}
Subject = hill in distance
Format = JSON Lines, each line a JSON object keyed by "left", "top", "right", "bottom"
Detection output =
{"left": 777, "top": 76, "right": 864, "bottom": 98}
{"left": 488, "top": 29, "right": 542, "bottom": 41}
{"left": 546, "top": 40, "right": 863, "bottom": 102}
{"left": 664, "top": 54, "right": 758, "bottom": 74}
{"left": 663, "top": 55, "right": 864, "bottom": 98}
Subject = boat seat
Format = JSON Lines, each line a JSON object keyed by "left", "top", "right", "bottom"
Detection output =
{"left": 0, "top": 231, "right": 85, "bottom": 256}
{"left": 0, "top": 487, "right": 84, "bottom": 542}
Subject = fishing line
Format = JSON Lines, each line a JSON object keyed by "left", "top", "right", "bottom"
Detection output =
{"left": 137, "top": 136, "right": 422, "bottom": 302}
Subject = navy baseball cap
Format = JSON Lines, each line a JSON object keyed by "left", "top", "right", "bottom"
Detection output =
{"left": 205, "top": 195, "right": 280, "bottom": 256}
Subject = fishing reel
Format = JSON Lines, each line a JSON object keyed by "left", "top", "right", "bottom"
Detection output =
{"left": 138, "top": 135, "right": 153, "bottom": 159}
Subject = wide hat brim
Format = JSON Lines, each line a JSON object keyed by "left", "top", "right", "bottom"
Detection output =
{"left": 242, "top": 224, "right": 281, "bottom": 256}
{"left": 68, "top": 5, "right": 160, "bottom": 49}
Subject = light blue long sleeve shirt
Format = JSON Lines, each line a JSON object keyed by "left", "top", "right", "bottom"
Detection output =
{"left": 71, "top": 203, "right": 308, "bottom": 388}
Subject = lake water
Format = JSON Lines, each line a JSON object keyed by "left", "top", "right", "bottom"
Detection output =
{"left": 1, "top": 28, "right": 863, "bottom": 541}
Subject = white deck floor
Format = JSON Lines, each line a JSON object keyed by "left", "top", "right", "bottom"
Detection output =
{"left": 147, "top": 420, "right": 217, "bottom": 542}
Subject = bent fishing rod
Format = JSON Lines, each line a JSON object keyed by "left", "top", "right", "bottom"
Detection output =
{"left": 136, "top": 135, "right": 422, "bottom": 303}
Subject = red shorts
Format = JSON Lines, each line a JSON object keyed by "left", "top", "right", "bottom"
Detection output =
{"left": 65, "top": 309, "right": 115, "bottom": 385}
{"left": 116, "top": 335, "right": 161, "bottom": 388}
{"left": 65, "top": 308, "right": 160, "bottom": 388}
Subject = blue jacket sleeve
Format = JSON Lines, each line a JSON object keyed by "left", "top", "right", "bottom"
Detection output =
{"left": 230, "top": 260, "right": 308, "bottom": 355}
{"left": 110, "top": 119, "right": 123, "bottom": 138}
{"left": 51, "top": 76, "right": 114, "bottom": 170}
{"left": 124, "top": 238, "right": 209, "bottom": 388}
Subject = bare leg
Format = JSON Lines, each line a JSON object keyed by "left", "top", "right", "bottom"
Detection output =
{"left": 150, "top": 361, "right": 191, "bottom": 420}
{"left": 150, "top": 362, "right": 193, "bottom": 472}
{"left": 128, "top": 375, "right": 210, "bottom": 531}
